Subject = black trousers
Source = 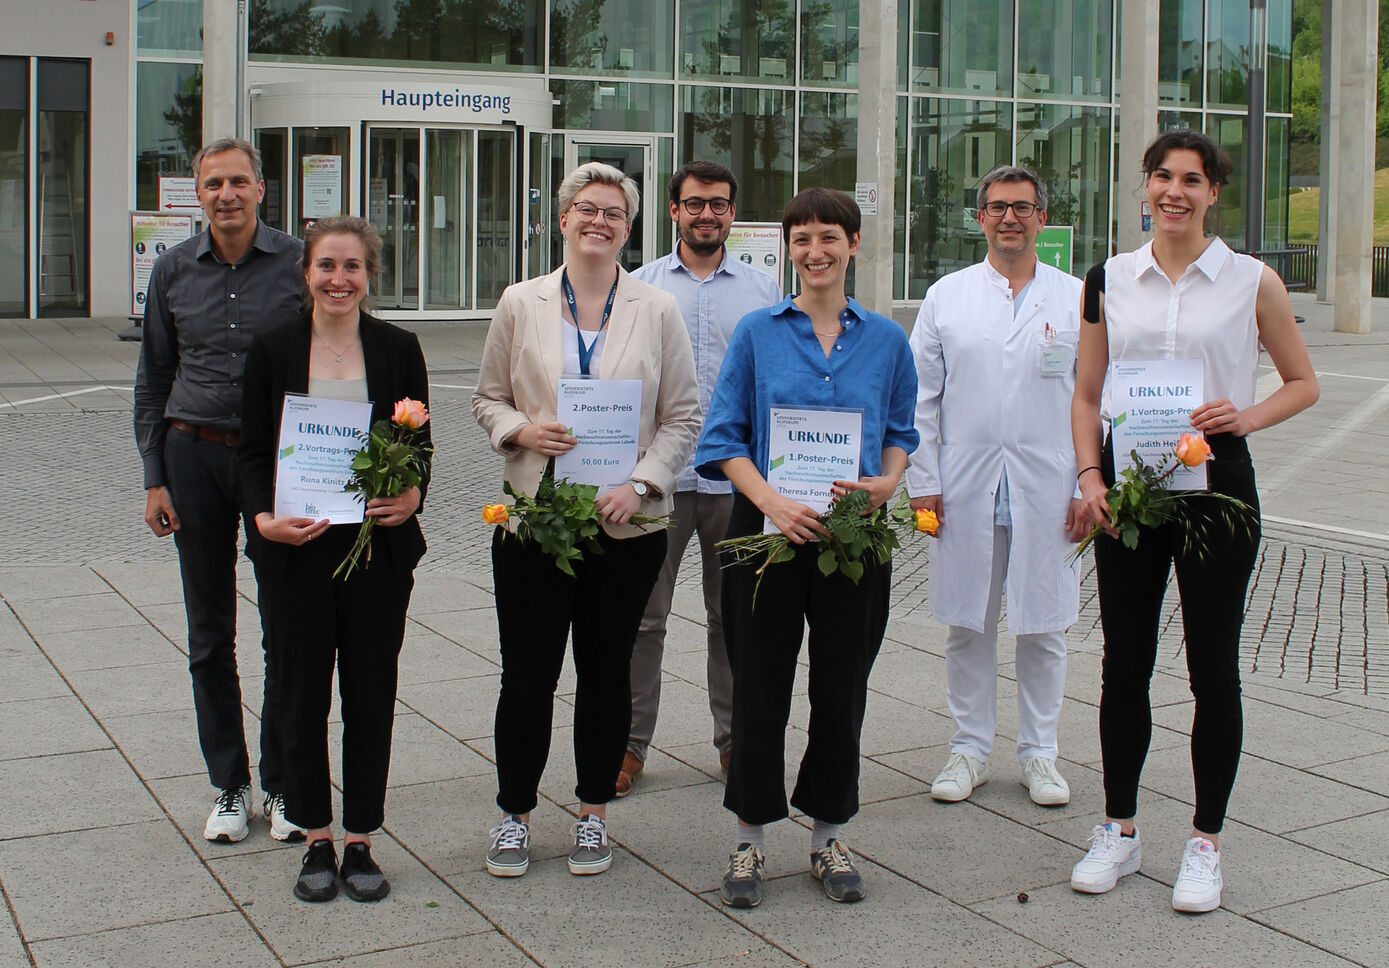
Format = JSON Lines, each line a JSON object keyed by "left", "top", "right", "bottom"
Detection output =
{"left": 1095, "top": 433, "right": 1260, "bottom": 834}
{"left": 165, "top": 426, "right": 284, "bottom": 793}
{"left": 491, "top": 527, "right": 667, "bottom": 814}
{"left": 722, "top": 495, "right": 891, "bottom": 826}
{"left": 260, "top": 526, "right": 413, "bottom": 834}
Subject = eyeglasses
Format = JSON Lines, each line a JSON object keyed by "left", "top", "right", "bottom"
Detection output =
{"left": 982, "top": 200, "right": 1039, "bottom": 218}
{"left": 570, "top": 201, "right": 629, "bottom": 223}
{"left": 679, "top": 196, "right": 731, "bottom": 216}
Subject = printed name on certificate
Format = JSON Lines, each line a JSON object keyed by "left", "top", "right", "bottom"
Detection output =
{"left": 764, "top": 406, "right": 862, "bottom": 533}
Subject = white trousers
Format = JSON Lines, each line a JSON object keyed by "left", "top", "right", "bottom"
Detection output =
{"left": 945, "top": 525, "right": 1068, "bottom": 763}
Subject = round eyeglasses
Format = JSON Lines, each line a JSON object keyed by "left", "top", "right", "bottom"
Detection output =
{"left": 679, "top": 196, "right": 732, "bottom": 216}
{"left": 570, "top": 201, "right": 629, "bottom": 223}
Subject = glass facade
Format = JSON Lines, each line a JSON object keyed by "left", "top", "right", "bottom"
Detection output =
{"left": 37, "top": 60, "right": 89, "bottom": 316}
{"left": 0, "top": 57, "right": 27, "bottom": 316}
{"left": 117, "top": 0, "right": 1293, "bottom": 314}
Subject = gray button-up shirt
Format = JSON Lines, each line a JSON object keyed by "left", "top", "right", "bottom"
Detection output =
{"left": 631, "top": 242, "right": 782, "bottom": 493}
{"left": 133, "top": 220, "right": 305, "bottom": 488}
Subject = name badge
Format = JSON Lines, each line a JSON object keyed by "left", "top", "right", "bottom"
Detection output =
{"left": 1038, "top": 329, "right": 1075, "bottom": 377}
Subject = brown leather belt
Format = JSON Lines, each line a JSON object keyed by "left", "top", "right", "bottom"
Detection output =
{"left": 170, "top": 419, "right": 241, "bottom": 446}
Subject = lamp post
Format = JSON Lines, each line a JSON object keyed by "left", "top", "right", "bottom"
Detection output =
{"left": 1245, "top": 0, "right": 1267, "bottom": 254}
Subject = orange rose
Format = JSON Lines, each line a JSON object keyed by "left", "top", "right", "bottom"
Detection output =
{"left": 1176, "top": 432, "right": 1212, "bottom": 467}
{"left": 914, "top": 508, "right": 939, "bottom": 535}
{"left": 482, "top": 503, "right": 509, "bottom": 525}
{"left": 392, "top": 397, "right": 430, "bottom": 429}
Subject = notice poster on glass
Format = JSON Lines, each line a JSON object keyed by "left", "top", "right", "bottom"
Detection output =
{"left": 273, "top": 394, "right": 374, "bottom": 523}
{"left": 1109, "top": 358, "right": 1207, "bottom": 490}
{"left": 302, "top": 155, "right": 343, "bottom": 219}
{"left": 726, "top": 222, "right": 784, "bottom": 294}
{"left": 764, "top": 406, "right": 862, "bottom": 533}
{"left": 129, "top": 212, "right": 196, "bottom": 316}
{"left": 554, "top": 377, "right": 642, "bottom": 492}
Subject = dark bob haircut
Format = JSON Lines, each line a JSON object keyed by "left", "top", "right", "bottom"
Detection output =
{"left": 667, "top": 160, "right": 738, "bottom": 203}
{"left": 1141, "top": 129, "right": 1234, "bottom": 188}
{"left": 781, "top": 187, "right": 861, "bottom": 242}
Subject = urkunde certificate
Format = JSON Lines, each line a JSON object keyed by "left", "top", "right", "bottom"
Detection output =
{"left": 764, "top": 406, "right": 863, "bottom": 531}
{"left": 1109, "top": 358, "right": 1207, "bottom": 490}
{"left": 273, "top": 394, "right": 374, "bottom": 523}
{"left": 554, "top": 377, "right": 642, "bottom": 492}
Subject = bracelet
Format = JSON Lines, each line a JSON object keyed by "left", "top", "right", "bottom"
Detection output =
{"left": 1077, "top": 465, "right": 1102, "bottom": 481}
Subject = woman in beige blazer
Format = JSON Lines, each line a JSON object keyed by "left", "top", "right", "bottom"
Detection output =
{"left": 473, "top": 162, "right": 700, "bottom": 880}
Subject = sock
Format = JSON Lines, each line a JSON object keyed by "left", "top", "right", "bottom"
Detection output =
{"left": 810, "top": 819, "right": 841, "bottom": 851}
{"left": 736, "top": 820, "right": 765, "bottom": 851}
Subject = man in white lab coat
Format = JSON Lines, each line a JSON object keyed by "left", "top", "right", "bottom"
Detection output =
{"left": 906, "top": 165, "right": 1086, "bottom": 806}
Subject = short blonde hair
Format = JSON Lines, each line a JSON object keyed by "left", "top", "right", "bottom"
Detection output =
{"left": 556, "top": 162, "right": 639, "bottom": 224}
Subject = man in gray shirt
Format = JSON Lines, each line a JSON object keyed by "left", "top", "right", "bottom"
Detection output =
{"left": 620, "top": 161, "right": 781, "bottom": 795}
{"left": 134, "top": 138, "right": 306, "bottom": 845}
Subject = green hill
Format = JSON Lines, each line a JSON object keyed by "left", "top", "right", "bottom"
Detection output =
{"left": 1288, "top": 167, "right": 1389, "bottom": 243}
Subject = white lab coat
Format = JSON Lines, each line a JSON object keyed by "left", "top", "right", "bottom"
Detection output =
{"left": 905, "top": 258, "right": 1082, "bottom": 635}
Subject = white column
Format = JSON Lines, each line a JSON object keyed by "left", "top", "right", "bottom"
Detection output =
{"left": 1320, "top": 0, "right": 1377, "bottom": 333}
{"left": 201, "top": 0, "right": 239, "bottom": 144}
{"left": 1116, "top": 0, "right": 1160, "bottom": 253}
{"left": 854, "top": 0, "right": 898, "bottom": 314}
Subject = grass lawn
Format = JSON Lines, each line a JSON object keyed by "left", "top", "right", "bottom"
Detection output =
{"left": 1288, "top": 167, "right": 1389, "bottom": 243}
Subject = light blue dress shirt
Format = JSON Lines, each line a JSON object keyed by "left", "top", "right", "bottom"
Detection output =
{"left": 696, "top": 296, "right": 920, "bottom": 485}
{"left": 631, "top": 242, "right": 782, "bottom": 493}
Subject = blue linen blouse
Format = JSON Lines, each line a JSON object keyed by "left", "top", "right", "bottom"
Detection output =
{"left": 695, "top": 295, "right": 920, "bottom": 484}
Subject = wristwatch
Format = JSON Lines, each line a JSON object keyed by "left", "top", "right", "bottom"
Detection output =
{"left": 628, "top": 479, "right": 650, "bottom": 498}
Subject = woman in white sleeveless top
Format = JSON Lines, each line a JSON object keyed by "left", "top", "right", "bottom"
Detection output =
{"left": 1068, "top": 130, "right": 1318, "bottom": 913}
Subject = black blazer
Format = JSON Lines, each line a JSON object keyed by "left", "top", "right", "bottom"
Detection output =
{"left": 238, "top": 311, "right": 431, "bottom": 579}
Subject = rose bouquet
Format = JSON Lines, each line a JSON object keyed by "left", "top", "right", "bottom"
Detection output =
{"left": 334, "top": 398, "right": 433, "bottom": 580}
{"left": 1070, "top": 432, "right": 1255, "bottom": 561}
{"left": 482, "top": 471, "right": 670, "bottom": 577}
{"left": 715, "top": 489, "right": 931, "bottom": 605}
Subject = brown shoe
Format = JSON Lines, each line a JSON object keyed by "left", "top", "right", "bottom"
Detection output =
{"left": 615, "top": 751, "right": 643, "bottom": 798}
{"left": 719, "top": 750, "right": 732, "bottom": 775}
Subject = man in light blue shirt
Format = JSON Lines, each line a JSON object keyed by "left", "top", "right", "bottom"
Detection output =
{"left": 618, "top": 161, "right": 781, "bottom": 795}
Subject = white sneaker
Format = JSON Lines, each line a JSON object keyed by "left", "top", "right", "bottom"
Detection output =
{"left": 1071, "top": 822, "right": 1141, "bottom": 893}
{"left": 263, "top": 792, "right": 306, "bottom": 843}
{"left": 931, "top": 752, "right": 988, "bottom": 802}
{"left": 1020, "top": 756, "right": 1071, "bottom": 806}
{"left": 204, "top": 785, "right": 252, "bottom": 843}
{"left": 1172, "top": 836, "right": 1223, "bottom": 913}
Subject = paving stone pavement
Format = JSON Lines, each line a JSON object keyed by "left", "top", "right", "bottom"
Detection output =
{"left": 1, "top": 296, "right": 1386, "bottom": 967}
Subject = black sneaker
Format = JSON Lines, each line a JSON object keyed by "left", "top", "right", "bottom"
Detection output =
{"left": 720, "top": 842, "right": 765, "bottom": 908}
{"left": 340, "top": 842, "right": 391, "bottom": 902}
{"left": 294, "top": 839, "right": 339, "bottom": 902}
{"left": 809, "top": 839, "right": 866, "bottom": 903}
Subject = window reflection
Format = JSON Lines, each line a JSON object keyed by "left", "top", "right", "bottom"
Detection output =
{"left": 910, "top": 0, "right": 1012, "bottom": 96}
{"left": 679, "top": 86, "right": 793, "bottom": 224}
{"left": 249, "top": 0, "right": 543, "bottom": 70}
{"left": 1016, "top": 0, "right": 1112, "bottom": 101}
{"left": 136, "top": 63, "right": 200, "bottom": 213}
{"left": 137, "top": 0, "right": 203, "bottom": 56}
{"left": 1205, "top": 0, "right": 1250, "bottom": 110}
{"left": 800, "top": 0, "right": 858, "bottom": 87}
{"left": 799, "top": 92, "right": 857, "bottom": 192}
{"left": 906, "top": 98, "right": 1011, "bottom": 298}
{"left": 1015, "top": 102, "right": 1111, "bottom": 275}
{"left": 679, "top": 0, "right": 793, "bottom": 82}
{"left": 551, "top": 81, "right": 674, "bottom": 131}
{"left": 1159, "top": 0, "right": 1205, "bottom": 105}
{"left": 550, "top": 0, "right": 673, "bottom": 77}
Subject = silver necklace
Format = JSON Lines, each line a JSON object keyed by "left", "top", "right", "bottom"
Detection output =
{"left": 313, "top": 330, "right": 357, "bottom": 363}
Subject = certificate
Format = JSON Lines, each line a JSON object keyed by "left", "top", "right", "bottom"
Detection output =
{"left": 765, "top": 406, "right": 862, "bottom": 532}
{"left": 1109, "top": 358, "right": 1206, "bottom": 490}
{"left": 554, "top": 377, "right": 642, "bottom": 492}
{"left": 273, "top": 394, "right": 374, "bottom": 523}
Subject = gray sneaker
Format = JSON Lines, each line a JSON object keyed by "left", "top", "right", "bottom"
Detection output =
{"left": 568, "top": 814, "right": 612, "bottom": 875}
{"left": 810, "top": 839, "right": 866, "bottom": 903}
{"left": 720, "top": 843, "right": 765, "bottom": 908}
{"left": 486, "top": 817, "right": 530, "bottom": 877}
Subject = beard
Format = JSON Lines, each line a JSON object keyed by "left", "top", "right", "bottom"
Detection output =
{"left": 679, "top": 224, "right": 726, "bottom": 256}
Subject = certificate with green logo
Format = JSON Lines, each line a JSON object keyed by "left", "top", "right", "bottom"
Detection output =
{"left": 274, "top": 394, "right": 374, "bottom": 523}
{"left": 764, "top": 406, "right": 862, "bottom": 532}
{"left": 1110, "top": 358, "right": 1206, "bottom": 490}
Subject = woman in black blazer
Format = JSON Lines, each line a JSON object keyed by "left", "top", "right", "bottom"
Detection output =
{"left": 239, "top": 215, "right": 431, "bottom": 904}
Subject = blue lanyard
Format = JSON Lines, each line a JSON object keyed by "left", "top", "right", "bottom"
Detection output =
{"left": 562, "top": 269, "right": 619, "bottom": 376}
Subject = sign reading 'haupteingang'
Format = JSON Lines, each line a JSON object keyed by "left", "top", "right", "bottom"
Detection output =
{"left": 380, "top": 89, "right": 512, "bottom": 114}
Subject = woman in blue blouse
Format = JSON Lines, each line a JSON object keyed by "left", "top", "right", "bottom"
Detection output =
{"left": 696, "top": 187, "right": 919, "bottom": 907}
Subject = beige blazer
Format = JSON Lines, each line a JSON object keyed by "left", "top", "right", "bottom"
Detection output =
{"left": 472, "top": 265, "right": 702, "bottom": 539}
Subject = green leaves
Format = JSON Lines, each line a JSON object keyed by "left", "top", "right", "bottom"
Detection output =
{"left": 501, "top": 473, "right": 670, "bottom": 577}
{"left": 335, "top": 417, "right": 432, "bottom": 581}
